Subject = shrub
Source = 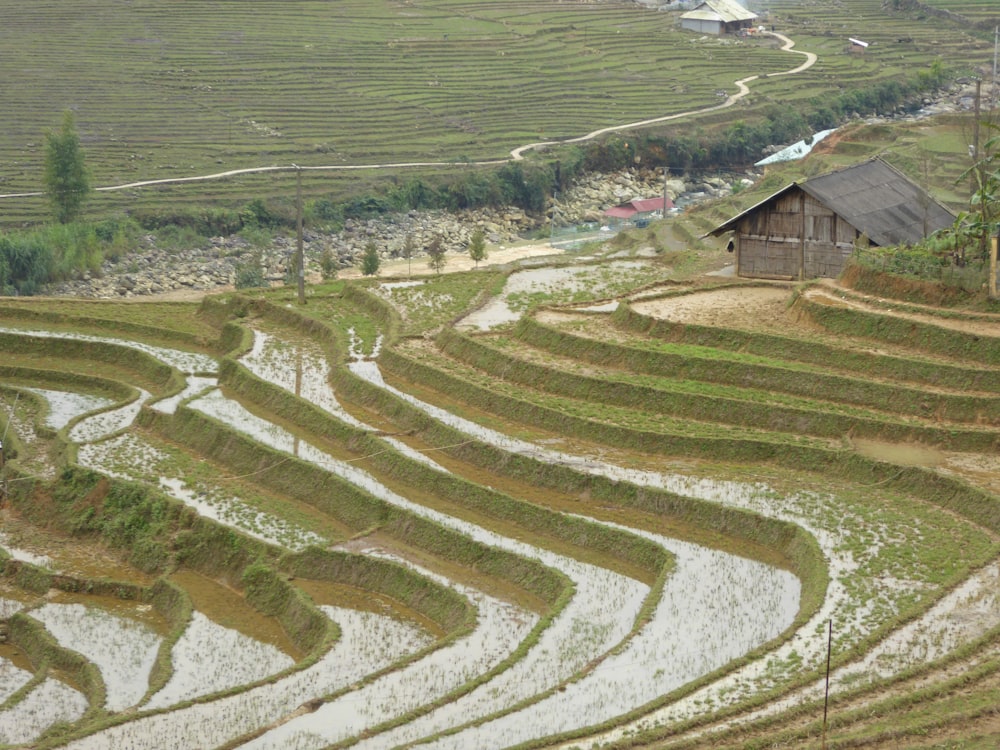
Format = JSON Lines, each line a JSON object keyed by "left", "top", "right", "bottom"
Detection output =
{"left": 154, "top": 224, "right": 203, "bottom": 253}
{"left": 235, "top": 253, "right": 266, "bottom": 289}
{"left": 360, "top": 241, "right": 381, "bottom": 276}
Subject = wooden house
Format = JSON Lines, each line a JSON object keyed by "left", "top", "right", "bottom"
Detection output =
{"left": 708, "top": 158, "right": 956, "bottom": 280}
{"left": 680, "top": 0, "right": 758, "bottom": 36}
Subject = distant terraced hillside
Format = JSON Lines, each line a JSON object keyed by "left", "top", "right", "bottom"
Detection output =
{"left": 0, "top": 0, "right": 993, "bottom": 223}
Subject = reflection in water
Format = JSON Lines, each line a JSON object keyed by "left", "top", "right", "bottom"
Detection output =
{"left": 62, "top": 607, "right": 434, "bottom": 750}
{"left": 0, "top": 327, "right": 217, "bottom": 375}
{"left": 20, "top": 388, "right": 113, "bottom": 430}
{"left": 146, "top": 611, "right": 294, "bottom": 709}
{"left": 0, "top": 677, "right": 88, "bottom": 745}
{"left": 33, "top": 602, "right": 162, "bottom": 712}
{"left": 68, "top": 389, "right": 151, "bottom": 443}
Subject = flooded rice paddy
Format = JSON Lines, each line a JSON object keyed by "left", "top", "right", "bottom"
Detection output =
{"left": 20, "top": 388, "right": 114, "bottom": 430}
{"left": 145, "top": 610, "right": 294, "bottom": 709}
{"left": 240, "top": 327, "right": 445, "bottom": 470}
{"left": 351, "top": 359, "right": 996, "bottom": 736}
{"left": 61, "top": 607, "right": 433, "bottom": 750}
{"left": 1, "top": 279, "right": 997, "bottom": 750}
{"left": 32, "top": 601, "right": 162, "bottom": 712}
{"left": 0, "top": 327, "right": 218, "bottom": 375}
{"left": 68, "top": 389, "right": 152, "bottom": 443}
{"left": 0, "top": 677, "right": 89, "bottom": 745}
{"left": 150, "top": 376, "right": 219, "bottom": 415}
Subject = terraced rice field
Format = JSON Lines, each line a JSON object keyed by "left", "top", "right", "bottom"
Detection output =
{"left": 0, "top": 0, "right": 994, "bottom": 224}
{"left": 918, "top": 0, "right": 1000, "bottom": 26}
{"left": 1, "top": 247, "right": 998, "bottom": 749}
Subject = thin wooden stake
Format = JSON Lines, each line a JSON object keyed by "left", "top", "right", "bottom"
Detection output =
{"left": 822, "top": 618, "right": 832, "bottom": 750}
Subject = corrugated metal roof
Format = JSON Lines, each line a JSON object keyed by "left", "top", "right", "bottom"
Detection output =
{"left": 632, "top": 197, "right": 672, "bottom": 212}
{"left": 682, "top": 0, "right": 757, "bottom": 23}
{"left": 683, "top": 9, "right": 725, "bottom": 21}
{"left": 799, "top": 158, "right": 955, "bottom": 246}
{"left": 603, "top": 196, "right": 673, "bottom": 218}
{"left": 709, "top": 158, "right": 955, "bottom": 246}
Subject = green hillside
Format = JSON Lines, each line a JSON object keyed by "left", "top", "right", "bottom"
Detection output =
{"left": 0, "top": 0, "right": 993, "bottom": 224}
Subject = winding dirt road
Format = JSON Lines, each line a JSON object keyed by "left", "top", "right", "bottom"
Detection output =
{"left": 0, "top": 33, "right": 816, "bottom": 201}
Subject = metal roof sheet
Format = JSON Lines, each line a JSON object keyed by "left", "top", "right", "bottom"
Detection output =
{"left": 709, "top": 158, "right": 955, "bottom": 246}
{"left": 604, "top": 197, "right": 673, "bottom": 218}
{"left": 682, "top": 0, "right": 757, "bottom": 23}
{"left": 682, "top": 9, "right": 724, "bottom": 21}
{"left": 799, "top": 158, "right": 955, "bottom": 246}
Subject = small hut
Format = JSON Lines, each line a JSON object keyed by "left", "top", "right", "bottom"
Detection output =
{"left": 680, "top": 0, "right": 758, "bottom": 36}
{"left": 603, "top": 197, "right": 673, "bottom": 227}
{"left": 708, "top": 158, "right": 955, "bottom": 280}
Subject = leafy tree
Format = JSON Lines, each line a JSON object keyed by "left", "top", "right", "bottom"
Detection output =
{"left": 960, "top": 122, "right": 1000, "bottom": 297}
{"left": 360, "top": 240, "right": 381, "bottom": 276}
{"left": 426, "top": 235, "right": 447, "bottom": 274}
{"left": 43, "top": 111, "right": 90, "bottom": 224}
{"left": 468, "top": 228, "right": 487, "bottom": 268}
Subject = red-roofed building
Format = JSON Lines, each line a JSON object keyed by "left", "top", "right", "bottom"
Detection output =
{"left": 603, "top": 197, "right": 673, "bottom": 226}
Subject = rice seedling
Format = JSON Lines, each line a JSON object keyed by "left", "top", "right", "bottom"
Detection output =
{"left": 0, "top": 677, "right": 88, "bottom": 745}
{"left": 458, "top": 261, "right": 664, "bottom": 331}
{"left": 245, "top": 559, "right": 536, "bottom": 750}
{"left": 68, "top": 389, "right": 151, "bottom": 444}
{"left": 60, "top": 607, "right": 434, "bottom": 750}
{"left": 3, "top": 241, "right": 996, "bottom": 748}
{"left": 185, "top": 389, "right": 694, "bottom": 744}
{"left": 31, "top": 602, "right": 162, "bottom": 712}
{"left": 0, "top": 654, "right": 34, "bottom": 705}
{"left": 18, "top": 388, "right": 114, "bottom": 431}
{"left": 239, "top": 326, "right": 444, "bottom": 470}
{"left": 144, "top": 611, "right": 294, "bottom": 709}
{"left": 361, "top": 527, "right": 799, "bottom": 749}
{"left": 76, "top": 433, "right": 329, "bottom": 550}
{"left": 349, "top": 358, "right": 996, "bottom": 743}
{"left": 148, "top": 376, "right": 218, "bottom": 415}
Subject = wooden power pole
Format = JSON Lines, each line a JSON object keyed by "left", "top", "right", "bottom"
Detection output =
{"left": 294, "top": 165, "right": 306, "bottom": 305}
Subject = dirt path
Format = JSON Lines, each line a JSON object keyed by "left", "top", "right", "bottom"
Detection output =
{"left": 627, "top": 279, "right": 1000, "bottom": 343}
{"left": 336, "top": 242, "right": 562, "bottom": 280}
{"left": 510, "top": 32, "right": 816, "bottom": 160}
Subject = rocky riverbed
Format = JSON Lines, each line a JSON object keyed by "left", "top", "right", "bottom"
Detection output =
{"left": 43, "top": 169, "right": 752, "bottom": 299}
{"left": 42, "top": 75, "right": 985, "bottom": 299}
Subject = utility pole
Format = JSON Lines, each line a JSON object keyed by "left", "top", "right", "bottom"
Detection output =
{"left": 663, "top": 166, "right": 669, "bottom": 219}
{"left": 972, "top": 80, "right": 988, "bottom": 264}
{"left": 993, "top": 26, "right": 998, "bottom": 111}
{"left": 293, "top": 165, "right": 306, "bottom": 304}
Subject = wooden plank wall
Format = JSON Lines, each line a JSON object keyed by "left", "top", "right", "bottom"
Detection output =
{"left": 736, "top": 190, "right": 801, "bottom": 279}
{"left": 736, "top": 189, "right": 859, "bottom": 279}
